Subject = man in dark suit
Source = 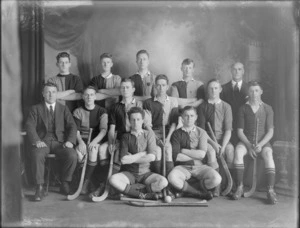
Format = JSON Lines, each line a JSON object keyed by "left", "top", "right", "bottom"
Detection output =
{"left": 220, "top": 62, "right": 248, "bottom": 146}
{"left": 26, "top": 82, "right": 77, "bottom": 201}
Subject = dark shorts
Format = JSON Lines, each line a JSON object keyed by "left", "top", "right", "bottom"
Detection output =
{"left": 122, "top": 171, "right": 155, "bottom": 184}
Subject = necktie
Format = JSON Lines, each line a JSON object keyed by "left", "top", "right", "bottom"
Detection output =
{"left": 50, "top": 105, "right": 54, "bottom": 119}
{"left": 234, "top": 83, "right": 239, "bottom": 92}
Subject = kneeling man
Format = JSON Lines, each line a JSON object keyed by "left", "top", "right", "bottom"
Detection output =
{"left": 109, "top": 107, "right": 168, "bottom": 200}
{"left": 168, "top": 106, "right": 221, "bottom": 200}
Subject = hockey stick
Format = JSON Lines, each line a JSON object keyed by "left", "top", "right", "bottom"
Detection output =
{"left": 91, "top": 132, "right": 117, "bottom": 202}
{"left": 120, "top": 196, "right": 158, "bottom": 203}
{"left": 127, "top": 200, "right": 208, "bottom": 207}
{"left": 244, "top": 118, "right": 259, "bottom": 198}
{"left": 162, "top": 124, "right": 168, "bottom": 200}
{"left": 67, "top": 128, "right": 93, "bottom": 200}
{"left": 207, "top": 122, "right": 232, "bottom": 196}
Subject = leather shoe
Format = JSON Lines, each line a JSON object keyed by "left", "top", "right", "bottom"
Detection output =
{"left": 60, "top": 181, "right": 70, "bottom": 195}
{"left": 34, "top": 184, "right": 44, "bottom": 202}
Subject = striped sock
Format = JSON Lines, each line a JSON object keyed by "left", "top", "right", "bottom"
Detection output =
{"left": 234, "top": 164, "right": 244, "bottom": 186}
{"left": 265, "top": 168, "right": 276, "bottom": 187}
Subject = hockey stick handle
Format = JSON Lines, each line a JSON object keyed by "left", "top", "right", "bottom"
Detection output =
{"left": 207, "top": 122, "right": 218, "bottom": 144}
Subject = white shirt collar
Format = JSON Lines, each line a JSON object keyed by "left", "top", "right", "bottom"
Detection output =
{"left": 137, "top": 70, "right": 151, "bottom": 79}
{"left": 45, "top": 102, "right": 56, "bottom": 111}
{"left": 207, "top": 99, "right": 222, "bottom": 104}
{"left": 154, "top": 95, "right": 170, "bottom": 102}
{"left": 130, "top": 129, "right": 144, "bottom": 137}
{"left": 182, "top": 126, "right": 196, "bottom": 133}
{"left": 101, "top": 73, "right": 113, "bottom": 79}
{"left": 121, "top": 97, "right": 136, "bottom": 104}
{"left": 232, "top": 80, "right": 243, "bottom": 90}
{"left": 182, "top": 77, "right": 195, "bottom": 82}
{"left": 246, "top": 101, "right": 263, "bottom": 106}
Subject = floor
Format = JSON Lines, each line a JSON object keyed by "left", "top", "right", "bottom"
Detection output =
{"left": 15, "top": 187, "right": 299, "bottom": 228}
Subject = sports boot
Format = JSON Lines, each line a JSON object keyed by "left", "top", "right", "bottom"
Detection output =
{"left": 232, "top": 184, "right": 243, "bottom": 200}
{"left": 213, "top": 185, "right": 221, "bottom": 197}
{"left": 266, "top": 186, "right": 277, "bottom": 205}
{"left": 139, "top": 192, "right": 162, "bottom": 200}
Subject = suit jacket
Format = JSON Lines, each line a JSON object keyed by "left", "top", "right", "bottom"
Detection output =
{"left": 25, "top": 102, "right": 77, "bottom": 145}
{"left": 220, "top": 81, "right": 248, "bottom": 128}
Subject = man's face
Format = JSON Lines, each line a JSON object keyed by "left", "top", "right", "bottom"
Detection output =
{"left": 155, "top": 79, "right": 169, "bottom": 96}
{"left": 83, "top": 88, "right": 96, "bottom": 106}
{"left": 120, "top": 81, "right": 135, "bottom": 98}
{"left": 43, "top": 86, "right": 57, "bottom": 104}
{"left": 248, "top": 85, "right": 263, "bottom": 102}
{"left": 130, "top": 112, "right": 144, "bottom": 131}
{"left": 231, "top": 62, "right": 244, "bottom": 82}
{"left": 136, "top": 53, "right": 149, "bottom": 71}
{"left": 56, "top": 57, "right": 71, "bottom": 74}
{"left": 207, "top": 81, "right": 222, "bottom": 100}
{"left": 181, "top": 63, "right": 194, "bottom": 78}
{"left": 101, "top": 57, "right": 113, "bottom": 73}
{"left": 182, "top": 109, "right": 197, "bottom": 128}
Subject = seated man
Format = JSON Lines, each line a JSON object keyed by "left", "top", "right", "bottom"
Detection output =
{"left": 169, "top": 58, "right": 205, "bottom": 108}
{"left": 168, "top": 106, "right": 222, "bottom": 200}
{"left": 25, "top": 82, "right": 77, "bottom": 201}
{"left": 197, "top": 79, "right": 234, "bottom": 196}
{"left": 232, "top": 81, "right": 277, "bottom": 205}
{"left": 47, "top": 52, "right": 83, "bottom": 112}
{"left": 143, "top": 74, "right": 178, "bottom": 175}
{"left": 73, "top": 86, "right": 108, "bottom": 195}
{"left": 109, "top": 107, "right": 168, "bottom": 200}
{"left": 89, "top": 53, "right": 122, "bottom": 109}
{"left": 89, "top": 78, "right": 150, "bottom": 197}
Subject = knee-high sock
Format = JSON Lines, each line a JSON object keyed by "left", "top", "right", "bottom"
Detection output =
{"left": 265, "top": 168, "right": 275, "bottom": 187}
{"left": 151, "top": 161, "right": 162, "bottom": 174}
{"left": 182, "top": 181, "right": 200, "bottom": 195}
{"left": 85, "top": 161, "right": 97, "bottom": 180}
{"left": 234, "top": 164, "right": 244, "bottom": 186}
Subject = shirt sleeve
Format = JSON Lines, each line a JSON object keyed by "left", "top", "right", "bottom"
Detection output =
{"left": 265, "top": 105, "right": 274, "bottom": 129}
{"left": 120, "top": 134, "right": 130, "bottom": 160}
{"left": 170, "top": 85, "right": 179, "bottom": 98}
{"left": 198, "top": 129, "right": 208, "bottom": 152}
{"left": 143, "top": 109, "right": 153, "bottom": 128}
{"left": 99, "top": 113, "right": 108, "bottom": 131}
{"left": 171, "top": 130, "right": 182, "bottom": 162}
{"left": 72, "top": 108, "right": 82, "bottom": 129}
{"left": 108, "top": 105, "right": 117, "bottom": 126}
{"left": 197, "top": 84, "right": 205, "bottom": 100}
{"left": 224, "top": 103, "right": 233, "bottom": 131}
{"left": 196, "top": 104, "right": 206, "bottom": 130}
{"left": 146, "top": 130, "right": 157, "bottom": 156}
{"left": 73, "top": 76, "right": 83, "bottom": 93}
{"left": 89, "top": 76, "right": 98, "bottom": 89}
{"left": 237, "top": 106, "right": 245, "bottom": 129}
{"left": 114, "top": 75, "right": 122, "bottom": 88}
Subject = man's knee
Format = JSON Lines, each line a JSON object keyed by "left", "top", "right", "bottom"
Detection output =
{"left": 261, "top": 147, "right": 273, "bottom": 161}
{"left": 98, "top": 143, "right": 108, "bottom": 160}
{"left": 234, "top": 143, "right": 246, "bottom": 163}
{"left": 225, "top": 143, "right": 235, "bottom": 164}
{"left": 155, "top": 146, "right": 162, "bottom": 161}
{"left": 64, "top": 148, "right": 77, "bottom": 162}
{"left": 207, "top": 144, "right": 217, "bottom": 161}
{"left": 31, "top": 147, "right": 48, "bottom": 162}
{"left": 168, "top": 169, "right": 183, "bottom": 189}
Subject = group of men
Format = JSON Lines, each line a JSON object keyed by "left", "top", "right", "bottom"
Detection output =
{"left": 26, "top": 50, "right": 277, "bottom": 206}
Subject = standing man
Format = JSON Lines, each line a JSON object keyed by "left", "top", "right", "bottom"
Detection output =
{"left": 109, "top": 107, "right": 168, "bottom": 200}
{"left": 221, "top": 62, "right": 248, "bottom": 145}
{"left": 130, "top": 49, "right": 156, "bottom": 99}
{"left": 26, "top": 82, "right": 78, "bottom": 201}
{"left": 197, "top": 79, "right": 234, "bottom": 196}
{"left": 47, "top": 52, "right": 84, "bottom": 113}
{"left": 232, "top": 81, "right": 277, "bottom": 205}
{"left": 168, "top": 106, "right": 221, "bottom": 200}
{"left": 89, "top": 53, "right": 122, "bottom": 109}
{"left": 170, "top": 58, "right": 205, "bottom": 108}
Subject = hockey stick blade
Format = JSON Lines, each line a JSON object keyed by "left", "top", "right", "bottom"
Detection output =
{"left": 127, "top": 200, "right": 208, "bottom": 207}
{"left": 243, "top": 158, "right": 257, "bottom": 197}
{"left": 219, "top": 155, "right": 233, "bottom": 196}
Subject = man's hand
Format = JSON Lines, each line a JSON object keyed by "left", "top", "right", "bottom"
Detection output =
{"left": 254, "top": 144, "right": 262, "bottom": 153}
{"left": 78, "top": 141, "right": 87, "bottom": 156}
{"left": 219, "top": 146, "right": 226, "bottom": 156}
{"left": 248, "top": 145, "right": 257, "bottom": 159}
{"left": 88, "top": 140, "right": 98, "bottom": 151}
{"left": 36, "top": 141, "right": 47, "bottom": 148}
{"left": 108, "top": 144, "right": 116, "bottom": 155}
{"left": 64, "top": 141, "right": 74, "bottom": 148}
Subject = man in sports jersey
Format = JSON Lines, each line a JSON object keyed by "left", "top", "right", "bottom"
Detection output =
{"left": 73, "top": 86, "right": 108, "bottom": 195}
{"left": 232, "top": 81, "right": 277, "bottom": 204}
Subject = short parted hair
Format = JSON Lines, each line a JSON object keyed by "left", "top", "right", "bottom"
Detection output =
{"left": 83, "top": 86, "right": 97, "bottom": 94}
{"left": 136, "top": 49, "right": 149, "bottom": 59}
{"left": 182, "top": 58, "right": 195, "bottom": 67}
{"left": 181, "top": 106, "right": 197, "bottom": 116}
{"left": 247, "top": 80, "right": 263, "bottom": 90}
{"left": 128, "top": 106, "right": 145, "bottom": 119}
{"left": 100, "top": 53, "right": 113, "bottom": 61}
{"left": 231, "top": 61, "right": 244, "bottom": 70}
{"left": 121, "top": 78, "right": 135, "bottom": 88}
{"left": 43, "top": 82, "right": 58, "bottom": 91}
{"left": 207, "top": 78, "right": 221, "bottom": 89}
{"left": 56, "top": 52, "right": 70, "bottom": 62}
{"left": 155, "top": 74, "right": 169, "bottom": 84}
